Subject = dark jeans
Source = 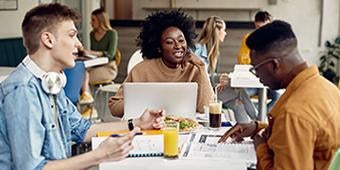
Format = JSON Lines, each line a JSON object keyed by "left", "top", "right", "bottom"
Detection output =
{"left": 218, "top": 87, "right": 258, "bottom": 123}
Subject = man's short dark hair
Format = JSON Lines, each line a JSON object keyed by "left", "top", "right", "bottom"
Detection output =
{"left": 246, "top": 20, "right": 297, "bottom": 55}
{"left": 255, "top": 11, "right": 272, "bottom": 22}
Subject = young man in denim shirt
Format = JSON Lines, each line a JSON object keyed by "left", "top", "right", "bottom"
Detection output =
{"left": 0, "top": 3, "right": 164, "bottom": 169}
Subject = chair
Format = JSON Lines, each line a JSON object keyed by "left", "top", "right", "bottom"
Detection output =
{"left": 89, "top": 49, "right": 123, "bottom": 122}
{"left": 89, "top": 48, "right": 121, "bottom": 86}
{"left": 127, "top": 49, "right": 144, "bottom": 73}
{"left": 89, "top": 49, "right": 144, "bottom": 122}
{"left": 64, "top": 61, "right": 85, "bottom": 104}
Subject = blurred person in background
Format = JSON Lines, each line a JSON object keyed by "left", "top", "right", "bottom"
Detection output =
{"left": 79, "top": 8, "right": 119, "bottom": 105}
{"left": 237, "top": 11, "right": 280, "bottom": 112}
{"left": 194, "top": 16, "right": 258, "bottom": 123}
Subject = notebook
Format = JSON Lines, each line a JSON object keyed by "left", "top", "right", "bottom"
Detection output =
{"left": 92, "top": 134, "right": 164, "bottom": 157}
{"left": 123, "top": 82, "right": 198, "bottom": 120}
{"left": 83, "top": 57, "right": 108, "bottom": 68}
{"left": 181, "top": 132, "right": 256, "bottom": 162}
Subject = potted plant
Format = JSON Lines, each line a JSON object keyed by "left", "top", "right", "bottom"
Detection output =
{"left": 318, "top": 36, "right": 340, "bottom": 84}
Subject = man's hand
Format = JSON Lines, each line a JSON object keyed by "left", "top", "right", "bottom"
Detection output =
{"left": 96, "top": 128, "right": 140, "bottom": 162}
{"left": 181, "top": 51, "right": 204, "bottom": 68}
{"left": 253, "top": 128, "right": 270, "bottom": 148}
{"left": 218, "top": 122, "right": 257, "bottom": 143}
{"left": 134, "top": 109, "right": 165, "bottom": 130}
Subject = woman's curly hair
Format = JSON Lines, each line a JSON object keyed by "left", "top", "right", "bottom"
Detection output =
{"left": 137, "top": 10, "right": 196, "bottom": 59}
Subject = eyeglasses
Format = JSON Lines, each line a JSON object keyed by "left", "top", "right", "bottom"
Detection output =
{"left": 249, "top": 58, "right": 277, "bottom": 76}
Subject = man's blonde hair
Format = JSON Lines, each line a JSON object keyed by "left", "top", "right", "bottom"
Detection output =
{"left": 21, "top": 3, "right": 80, "bottom": 54}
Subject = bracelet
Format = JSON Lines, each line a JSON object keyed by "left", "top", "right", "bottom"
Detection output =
{"left": 128, "top": 119, "right": 134, "bottom": 131}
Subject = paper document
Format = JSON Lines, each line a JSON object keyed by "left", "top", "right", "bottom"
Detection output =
{"left": 181, "top": 133, "right": 256, "bottom": 162}
{"left": 92, "top": 135, "right": 164, "bottom": 157}
{"left": 229, "top": 64, "right": 264, "bottom": 88}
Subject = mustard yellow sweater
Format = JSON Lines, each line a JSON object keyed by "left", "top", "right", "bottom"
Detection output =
{"left": 237, "top": 33, "right": 251, "bottom": 64}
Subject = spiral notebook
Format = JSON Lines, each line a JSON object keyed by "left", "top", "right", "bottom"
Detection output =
{"left": 92, "top": 134, "right": 163, "bottom": 157}
{"left": 180, "top": 133, "right": 256, "bottom": 162}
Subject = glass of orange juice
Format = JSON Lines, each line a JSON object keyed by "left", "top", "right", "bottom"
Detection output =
{"left": 163, "top": 121, "right": 179, "bottom": 159}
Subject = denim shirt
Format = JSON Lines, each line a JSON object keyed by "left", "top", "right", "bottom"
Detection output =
{"left": 194, "top": 43, "right": 220, "bottom": 86}
{"left": 0, "top": 63, "right": 91, "bottom": 170}
{"left": 194, "top": 43, "right": 209, "bottom": 73}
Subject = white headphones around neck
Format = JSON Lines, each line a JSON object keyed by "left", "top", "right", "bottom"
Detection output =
{"left": 22, "top": 56, "right": 67, "bottom": 95}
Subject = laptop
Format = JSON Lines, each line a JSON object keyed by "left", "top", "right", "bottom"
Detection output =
{"left": 123, "top": 82, "right": 198, "bottom": 120}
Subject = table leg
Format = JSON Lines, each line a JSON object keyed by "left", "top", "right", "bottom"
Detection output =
{"left": 257, "top": 88, "right": 267, "bottom": 122}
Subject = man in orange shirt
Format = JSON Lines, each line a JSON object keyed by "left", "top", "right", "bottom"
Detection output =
{"left": 219, "top": 20, "right": 340, "bottom": 169}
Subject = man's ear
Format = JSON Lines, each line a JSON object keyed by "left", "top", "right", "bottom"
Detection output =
{"left": 272, "top": 58, "right": 281, "bottom": 72}
{"left": 41, "top": 32, "right": 54, "bottom": 49}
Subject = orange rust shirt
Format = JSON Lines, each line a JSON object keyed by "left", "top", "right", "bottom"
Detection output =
{"left": 256, "top": 65, "right": 340, "bottom": 170}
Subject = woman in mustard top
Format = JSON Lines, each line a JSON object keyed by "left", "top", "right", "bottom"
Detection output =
{"left": 237, "top": 11, "right": 280, "bottom": 112}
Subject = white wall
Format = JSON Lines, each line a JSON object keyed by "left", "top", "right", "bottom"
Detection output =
{"left": 266, "top": 0, "right": 322, "bottom": 65}
{"left": 0, "top": 0, "right": 39, "bottom": 38}
{"left": 132, "top": 0, "right": 340, "bottom": 66}
{"left": 266, "top": 0, "right": 339, "bottom": 66}
{"left": 321, "top": 0, "right": 339, "bottom": 47}
{"left": 79, "top": 0, "right": 100, "bottom": 48}
{"left": 0, "top": 0, "right": 100, "bottom": 48}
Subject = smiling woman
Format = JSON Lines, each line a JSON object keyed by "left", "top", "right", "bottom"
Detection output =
{"left": 160, "top": 26, "right": 187, "bottom": 68}
{"left": 108, "top": 10, "right": 214, "bottom": 118}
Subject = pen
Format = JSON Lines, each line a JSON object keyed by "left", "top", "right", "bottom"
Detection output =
{"left": 221, "top": 121, "right": 232, "bottom": 127}
{"left": 110, "top": 132, "right": 143, "bottom": 138}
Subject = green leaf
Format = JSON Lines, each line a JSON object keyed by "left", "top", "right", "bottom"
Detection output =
{"left": 319, "top": 64, "right": 325, "bottom": 69}
{"left": 335, "top": 37, "right": 340, "bottom": 44}
{"left": 332, "top": 54, "right": 340, "bottom": 60}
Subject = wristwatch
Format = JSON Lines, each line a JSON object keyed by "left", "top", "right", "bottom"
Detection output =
{"left": 128, "top": 119, "right": 134, "bottom": 131}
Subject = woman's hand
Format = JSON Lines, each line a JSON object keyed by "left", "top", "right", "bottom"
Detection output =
{"left": 134, "top": 109, "right": 165, "bottom": 130}
{"left": 216, "top": 73, "right": 230, "bottom": 92}
{"left": 181, "top": 51, "right": 204, "bottom": 68}
{"left": 83, "top": 49, "right": 102, "bottom": 58}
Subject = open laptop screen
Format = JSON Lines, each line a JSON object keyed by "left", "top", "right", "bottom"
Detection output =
{"left": 123, "top": 82, "right": 198, "bottom": 119}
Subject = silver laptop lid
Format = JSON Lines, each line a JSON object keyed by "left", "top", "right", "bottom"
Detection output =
{"left": 123, "top": 82, "right": 198, "bottom": 120}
